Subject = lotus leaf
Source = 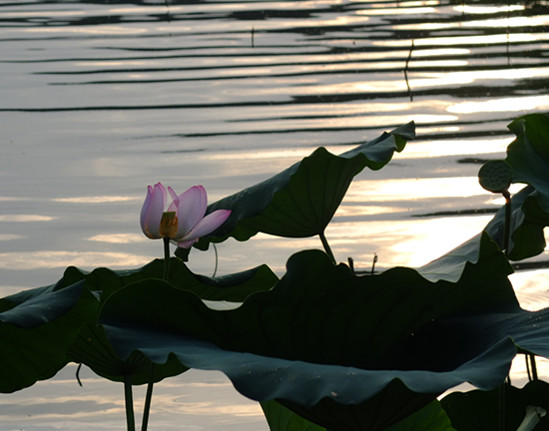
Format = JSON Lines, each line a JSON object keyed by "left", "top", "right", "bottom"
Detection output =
{"left": 99, "top": 234, "right": 525, "bottom": 430}
{"left": 177, "top": 122, "right": 414, "bottom": 258}
{"left": 0, "top": 281, "right": 92, "bottom": 393}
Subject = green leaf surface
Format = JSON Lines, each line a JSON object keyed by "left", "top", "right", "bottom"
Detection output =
{"left": 181, "top": 122, "right": 414, "bottom": 252}
{"left": 100, "top": 325, "right": 514, "bottom": 431}
{"left": 0, "top": 281, "right": 94, "bottom": 393}
{"left": 277, "top": 379, "right": 439, "bottom": 431}
{"left": 383, "top": 400, "right": 456, "bottom": 431}
{"left": 261, "top": 400, "right": 326, "bottom": 431}
{"left": 99, "top": 236, "right": 523, "bottom": 430}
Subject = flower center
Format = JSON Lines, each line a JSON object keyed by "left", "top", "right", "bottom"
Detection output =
{"left": 159, "top": 211, "right": 178, "bottom": 238}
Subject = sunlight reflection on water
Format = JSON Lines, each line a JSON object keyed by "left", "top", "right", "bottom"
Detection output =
{"left": 0, "top": 251, "right": 149, "bottom": 270}
{"left": 448, "top": 94, "right": 549, "bottom": 114}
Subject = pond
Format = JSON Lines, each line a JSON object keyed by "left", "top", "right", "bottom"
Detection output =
{"left": 0, "top": 0, "right": 548, "bottom": 429}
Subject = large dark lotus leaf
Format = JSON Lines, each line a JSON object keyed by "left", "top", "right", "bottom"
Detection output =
{"left": 99, "top": 235, "right": 522, "bottom": 430}
{"left": 101, "top": 325, "right": 514, "bottom": 431}
{"left": 59, "top": 258, "right": 276, "bottom": 384}
{"left": 506, "top": 113, "right": 549, "bottom": 212}
{"left": 441, "top": 380, "right": 549, "bottom": 430}
{"left": 181, "top": 122, "right": 413, "bottom": 253}
{"left": 0, "top": 280, "right": 93, "bottom": 393}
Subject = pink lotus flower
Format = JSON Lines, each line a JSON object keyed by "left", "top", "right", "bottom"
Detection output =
{"left": 140, "top": 182, "right": 231, "bottom": 248}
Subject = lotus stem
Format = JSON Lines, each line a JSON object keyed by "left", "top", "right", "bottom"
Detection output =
{"left": 141, "top": 369, "right": 155, "bottom": 431}
{"left": 75, "top": 363, "right": 83, "bottom": 387}
{"left": 502, "top": 190, "right": 540, "bottom": 383}
{"left": 499, "top": 382, "right": 506, "bottom": 431}
{"left": 499, "top": 191, "right": 511, "bottom": 431}
{"left": 503, "top": 190, "right": 511, "bottom": 255}
{"left": 530, "top": 354, "right": 538, "bottom": 380}
{"left": 163, "top": 237, "right": 171, "bottom": 280}
{"left": 526, "top": 353, "right": 538, "bottom": 382}
{"left": 319, "top": 230, "right": 336, "bottom": 264}
{"left": 212, "top": 243, "right": 219, "bottom": 277}
{"left": 124, "top": 376, "right": 136, "bottom": 431}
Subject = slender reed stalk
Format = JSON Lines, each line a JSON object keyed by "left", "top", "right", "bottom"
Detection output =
{"left": 404, "top": 39, "right": 414, "bottom": 102}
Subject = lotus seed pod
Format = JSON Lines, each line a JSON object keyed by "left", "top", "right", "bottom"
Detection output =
{"left": 478, "top": 160, "right": 512, "bottom": 193}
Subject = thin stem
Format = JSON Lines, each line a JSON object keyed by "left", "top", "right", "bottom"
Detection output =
{"left": 212, "top": 243, "right": 219, "bottom": 277}
{"left": 163, "top": 237, "right": 171, "bottom": 280}
{"left": 503, "top": 192, "right": 540, "bottom": 383}
{"left": 404, "top": 39, "right": 414, "bottom": 102}
{"left": 319, "top": 230, "right": 336, "bottom": 264}
{"left": 498, "top": 382, "right": 506, "bottom": 431}
{"left": 75, "top": 363, "right": 83, "bottom": 387}
{"left": 503, "top": 190, "right": 511, "bottom": 255}
{"left": 529, "top": 354, "right": 538, "bottom": 381}
{"left": 124, "top": 376, "right": 136, "bottom": 431}
{"left": 147, "top": 239, "right": 172, "bottom": 430}
{"left": 141, "top": 367, "right": 155, "bottom": 431}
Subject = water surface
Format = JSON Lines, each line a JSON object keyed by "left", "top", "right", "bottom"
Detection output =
{"left": 1, "top": 0, "right": 549, "bottom": 428}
